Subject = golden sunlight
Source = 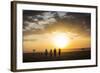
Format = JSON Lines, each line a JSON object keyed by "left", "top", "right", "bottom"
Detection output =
{"left": 52, "top": 32, "right": 70, "bottom": 48}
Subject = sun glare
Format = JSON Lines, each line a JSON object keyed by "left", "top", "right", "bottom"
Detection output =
{"left": 52, "top": 32, "right": 69, "bottom": 48}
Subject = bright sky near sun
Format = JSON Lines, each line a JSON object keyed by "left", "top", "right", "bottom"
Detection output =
{"left": 23, "top": 31, "right": 90, "bottom": 53}
{"left": 52, "top": 32, "right": 69, "bottom": 48}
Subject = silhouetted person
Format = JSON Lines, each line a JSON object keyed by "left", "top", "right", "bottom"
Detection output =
{"left": 54, "top": 48, "right": 57, "bottom": 56}
{"left": 50, "top": 49, "right": 52, "bottom": 56}
{"left": 40, "top": 52, "right": 43, "bottom": 55}
{"left": 58, "top": 48, "right": 61, "bottom": 56}
{"left": 44, "top": 49, "right": 48, "bottom": 56}
{"left": 81, "top": 48, "right": 85, "bottom": 51}
{"left": 33, "top": 49, "right": 35, "bottom": 56}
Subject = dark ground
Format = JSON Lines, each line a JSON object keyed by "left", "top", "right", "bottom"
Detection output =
{"left": 23, "top": 50, "right": 91, "bottom": 62}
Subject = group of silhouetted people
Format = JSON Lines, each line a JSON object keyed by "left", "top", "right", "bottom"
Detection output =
{"left": 44, "top": 48, "right": 61, "bottom": 56}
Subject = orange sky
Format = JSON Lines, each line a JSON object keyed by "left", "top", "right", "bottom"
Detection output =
{"left": 23, "top": 32, "right": 90, "bottom": 53}
{"left": 23, "top": 11, "right": 91, "bottom": 53}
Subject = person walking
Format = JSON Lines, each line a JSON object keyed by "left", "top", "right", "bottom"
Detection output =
{"left": 50, "top": 49, "right": 52, "bottom": 56}
{"left": 44, "top": 49, "right": 48, "bottom": 56}
{"left": 54, "top": 48, "right": 57, "bottom": 56}
{"left": 58, "top": 48, "right": 61, "bottom": 56}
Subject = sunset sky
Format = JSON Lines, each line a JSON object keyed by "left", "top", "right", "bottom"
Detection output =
{"left": 23, "top": 10, "right": 91, "bottom": 53}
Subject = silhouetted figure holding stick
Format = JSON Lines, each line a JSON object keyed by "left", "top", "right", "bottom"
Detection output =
{"left": 50, "top": 49, "right": 52, "bottom": 56}
{"left": 54, "top": 48, "right": 57, "bottom": 56}
{"left": 45, "top": 49, "right": 48, "bottom": 56}
{"left": 58, "top": 48, "right": 61, "bottom": 56}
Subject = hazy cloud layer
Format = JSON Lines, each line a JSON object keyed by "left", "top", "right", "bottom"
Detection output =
{"left": 23, "top": 11, "right": 75, "bottom": 32}
{"left": 23, "top": 10, "right": 91, "bottom": 36}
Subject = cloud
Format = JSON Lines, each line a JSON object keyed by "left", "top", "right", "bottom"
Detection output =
{"left": 24, "top": 39, "right": 37, "bottom": 41}
{"left": 23, "top": 21, "right": 45, "bottom": 31}
{"left": 38, "top": 18, "right": 56, "bottom": 25}
{"left": 57, "top": 12, "right": 67, "bottom": 18}
{"left": 66, "top": 32, "right": 80, "bottom": 40}
{"left": 47, "top": 18, "right": 56, "bottom": 23}
{"left": 41, "top": 12, "right": 55, "bottom": 20}
{"left": 23, "top": 12, "right": 58, "bottom": 33}
{"left": 23, "top": 17, "right": 57, "bottom": 31}
{"left": 23, "top": 11, "right": 79, "bottom": 35}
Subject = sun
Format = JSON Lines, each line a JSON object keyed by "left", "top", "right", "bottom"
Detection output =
{"left": 52, "top": 32, "right": 69, "bottom": 48}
